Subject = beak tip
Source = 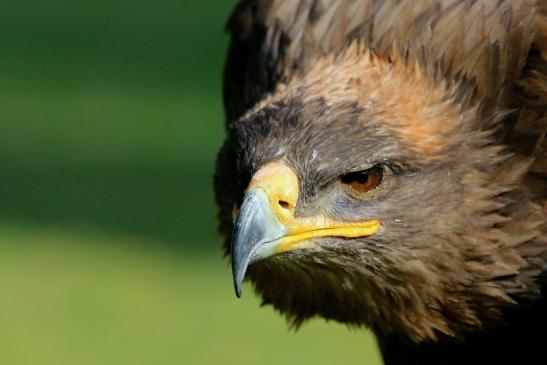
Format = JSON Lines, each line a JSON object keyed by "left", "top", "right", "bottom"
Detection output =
{"left": 232, "top": 264, "right": 245, "bottom": 298}
{"left": 234, "top": 284, "right": 242, "bottom": 298}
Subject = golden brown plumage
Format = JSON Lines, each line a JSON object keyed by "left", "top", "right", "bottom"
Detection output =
{"left": 216, "top": 1, "right": 547, "bottom": 364}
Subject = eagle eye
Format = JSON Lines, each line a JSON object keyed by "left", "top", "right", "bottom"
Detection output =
{"left": 341, "top": 165, "right": 383, "bottom": 194}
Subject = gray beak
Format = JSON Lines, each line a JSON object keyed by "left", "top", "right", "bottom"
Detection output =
{"left": 231, "top": 188, "right": 287, "bottom": 298}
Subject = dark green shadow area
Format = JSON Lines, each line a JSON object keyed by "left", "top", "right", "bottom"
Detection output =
{"left": 0, "top": 89, "right": 225, "bottom": 249}
{"left": 0, "top": 163, "right": 216, "bottom": 247}
{"left": 0, "top": 1, "right": 235, "bottom": 249}
{"left": 0, "top": 1, "right": 234, "bottom": 93}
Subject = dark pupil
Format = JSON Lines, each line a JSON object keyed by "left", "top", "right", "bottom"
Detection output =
{"left": 341, "top": 170, "right": 372, "bottom": 185}
{"left": 354, "top": 171, "right": 370, "bottom": 184}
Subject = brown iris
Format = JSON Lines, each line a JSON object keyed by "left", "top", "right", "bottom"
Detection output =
{"left": 341, "top": 165, "right": 384, "bottom": 194}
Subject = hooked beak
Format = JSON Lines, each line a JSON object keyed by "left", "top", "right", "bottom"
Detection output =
{"left": 231, "top": 162, "right": 381, "bottom": 297}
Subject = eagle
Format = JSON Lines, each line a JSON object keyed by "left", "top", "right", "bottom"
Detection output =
{"left": 214, "top": 1, "right": 547, "bottom": 364}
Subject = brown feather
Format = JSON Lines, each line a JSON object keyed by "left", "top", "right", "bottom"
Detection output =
{"left": 219, "top": 1, "right": 547, "bottom": 364}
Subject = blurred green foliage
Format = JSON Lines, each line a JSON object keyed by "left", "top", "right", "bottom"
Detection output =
{"left": 0, "top": 1, "right": 382, "bottom": 364}
{"left": 0, "top": 224, "right": 382, "bottom": 365}
{"left": 0, "top": 0, "right": 234, "bottom": 247}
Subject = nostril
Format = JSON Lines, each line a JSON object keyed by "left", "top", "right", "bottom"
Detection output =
{"left": 278, "top": 200, "right": 290, "bottom": 210}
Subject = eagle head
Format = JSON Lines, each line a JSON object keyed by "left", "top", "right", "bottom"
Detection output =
{"left": 214, "top": 46, "right": 542, "bottom": 342}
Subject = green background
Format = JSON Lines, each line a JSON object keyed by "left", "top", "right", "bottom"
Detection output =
{"left": 0, "top": 1, "right": 382, "bottom": 364}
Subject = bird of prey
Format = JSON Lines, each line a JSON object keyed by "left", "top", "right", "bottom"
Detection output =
{"left": 214, "top": 1, "right": 547, "bottom": 364}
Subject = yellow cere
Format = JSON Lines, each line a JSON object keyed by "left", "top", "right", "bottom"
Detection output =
{"left": 247, "top": 161, "right": 299, "bottom": 224}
